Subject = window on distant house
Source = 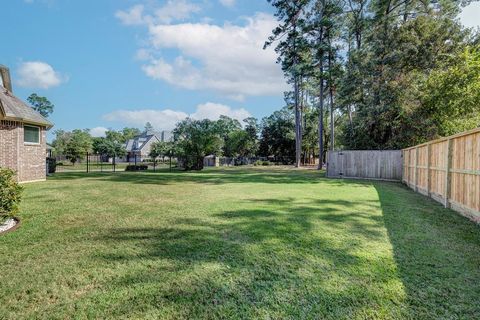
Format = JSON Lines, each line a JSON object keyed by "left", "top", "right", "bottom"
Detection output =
{"left": 24, "top": 125, "right": 40, "bottom": 144}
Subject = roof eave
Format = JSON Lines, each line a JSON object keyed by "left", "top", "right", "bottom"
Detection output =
{"left": 2, "top": 115, "right": 54, "bottom": 129}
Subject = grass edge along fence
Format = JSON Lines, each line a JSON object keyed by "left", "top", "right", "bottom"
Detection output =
{"left": 403, "top": 127, "right": 480, "bottom": 223}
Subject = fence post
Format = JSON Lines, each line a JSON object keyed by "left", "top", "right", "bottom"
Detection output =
{"left": 87, "top": 152, "right": 89, "bottom": 173}
{"left": 113, "top": 155, "right": 116, "bottom": 173}
{"left": 427, "top": 143, "right": 431, "bottom": 197}
{"left": 444, "top": 139, "right": 453, "bottom": 208}
{"left": 414, "top": 147, "right": 419, "bottom": 192}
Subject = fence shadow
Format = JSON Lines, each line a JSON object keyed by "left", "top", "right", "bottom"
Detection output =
{"left": 47, "top": 167, "right": 370, "bottom": 187}
{"left": 374, "top": 182, "right": 480, "bottom": 319}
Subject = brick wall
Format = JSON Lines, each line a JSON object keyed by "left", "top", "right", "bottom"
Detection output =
{"left": 0, "top": 120, "right": 19, "bottom": 174}
{"left": 0, "top": 119, "right": 46, "bottom": 182}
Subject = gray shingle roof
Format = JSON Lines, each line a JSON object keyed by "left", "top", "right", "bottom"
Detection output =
{"left": 0, "top": 85, "right": 53, "bottom": 128}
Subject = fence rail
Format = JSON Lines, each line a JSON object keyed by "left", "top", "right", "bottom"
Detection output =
{"left": 402, "top": 128, "right": 480, "bottom": 223}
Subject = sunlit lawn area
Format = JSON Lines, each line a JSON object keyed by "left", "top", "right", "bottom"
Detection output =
{"left": 1, "top": 167, "right": 479, "bottom": 319}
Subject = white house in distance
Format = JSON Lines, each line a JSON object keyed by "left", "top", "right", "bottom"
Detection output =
{"left": 0, "top": 65, "right": 53, "bottom": 182}
{"left": 125, "top": 130, "right": 172, "bottom": 162}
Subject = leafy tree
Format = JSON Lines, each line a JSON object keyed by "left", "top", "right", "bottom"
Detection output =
{"left": 105, "top": 130, "right": 124, "bottom": 144}
{"left": 417, "top": 45, "right": 480, "bottom": 138}
{"left": 225, "top": 130, "right": 258, "bottom": 158}
{"left": 213, "top": 115, "right": 241, "bottom": 157}
{"left": 149, "top": 141, "right": 171, "bottom": 162}
{"left": 51, "top": 129, "right": 72, "bottom": 155}
{"left": 94, "top": 138, "right": 126, "bottom": 158}
{"left": 27, "top": 93, "right": 54, "bottom": 118}
{"left": 173, "top": 119, "right": 223, "bottom": 170}
{"left": 64, "top": 130, "right": 93, "bottom": 165}
{"left": 340, "top": 0, "right": 471, "bottom": 149}
{"left": 259, "top": 107, "right": 295, "bottom": 159}
{"left": 122, "top": 127, "right": 141, "bottom": 142}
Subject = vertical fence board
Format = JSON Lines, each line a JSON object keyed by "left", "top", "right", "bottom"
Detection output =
{"left": 327, "top": 150, "right": 402, "bottom": 181}
{"left": 403, "top": 128, "right": 480, "bottom": 223}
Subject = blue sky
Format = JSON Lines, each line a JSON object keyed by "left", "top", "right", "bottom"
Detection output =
{"left": 2, "top": 0, "right": 480, "bottom": 140}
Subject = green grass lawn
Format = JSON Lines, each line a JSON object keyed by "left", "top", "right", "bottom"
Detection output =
{"left": 1, "top": 167, "right": 479, "bottom": 319}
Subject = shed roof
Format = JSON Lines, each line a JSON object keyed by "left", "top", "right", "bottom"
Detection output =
{"left": 0, "top": 85, "right": 53, "bottom": 128}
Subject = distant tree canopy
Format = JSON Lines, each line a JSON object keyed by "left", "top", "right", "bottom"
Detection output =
{"left": 64, "top": 129, "right": 92, "bottom": 164}
{"left": 266, "top": 0, "right": 480, "bottom": 158}
{"left": 52, "top": 127, "right": 137, "bottom": 162}
{"left": 173, "top": 118, "right": 224, "bottom": 170}
{"left": 27, "top": 93, "right": 54, "bottom": 118}
{"left": 149, "top": 141, "right": 174, "bottom": 161}
{"left": 93, "top": 138, "right": 126, "bottom": 158}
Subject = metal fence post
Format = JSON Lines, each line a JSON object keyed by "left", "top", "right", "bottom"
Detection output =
{"left": 87, "top": 152, "right": 89, "bottom": 173}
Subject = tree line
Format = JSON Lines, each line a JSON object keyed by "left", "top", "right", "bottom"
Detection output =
{"left": 50, "top": 112, "right": 304, "bottom": 168}
{"left": 266, "top": 0, "right": 480, "bottom": 169}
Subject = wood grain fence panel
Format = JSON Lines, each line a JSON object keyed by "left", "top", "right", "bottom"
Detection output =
{"left": 327, "top": 150, "right": 402, "bottom": 181}
{"left": 403, "top": 128, "right": 480, "bottom": 223}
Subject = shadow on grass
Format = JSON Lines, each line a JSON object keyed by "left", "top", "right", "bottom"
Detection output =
{"left": 375, "top": 182, "right": 480, "bottom": 319}
{"left": 49, "top": 167, "right": 337, "bottom": 186}
{"left": 47, "top": 167, "right": 380, "bottom": 187}
{"left": 94, "top": 195, "right": 400, "bottom": 318}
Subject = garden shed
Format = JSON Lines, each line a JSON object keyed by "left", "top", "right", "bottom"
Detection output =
{"left": 0, "top": 65, "right": 53, "bottom": 182}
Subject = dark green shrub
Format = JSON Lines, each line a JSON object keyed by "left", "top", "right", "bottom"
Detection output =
{"left": 125, "top": 165, "right": 148, "bottom": 171}
{"left": 0, "top": 168, "right": 23, "bottom": 218}
{"left": 253, "top": 160, "right": 273, "bottom": 166}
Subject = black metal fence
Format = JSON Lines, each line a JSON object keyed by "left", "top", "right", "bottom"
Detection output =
{"left": 49, "top": 153, "right": 177, "bottom": 173}
{"left": 47, "top": 153, "right": 304, "bottom": 174}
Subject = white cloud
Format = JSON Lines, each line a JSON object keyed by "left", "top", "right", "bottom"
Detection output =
{"left": 102, "top": 102, "right": 251, "bottom": 130}
{"left": 115, "top": 0, "right": 200, "bottom": 26}
{"left": 142, "top": 13, "right": 287, "bottom": 99}
{"left": 191, "top": 102, "right": 250, "bottom": 121}
{"left": 154, "top": 0, "right": 200, "bottom": 24}
{"left": 16, "top": 61, "right": 66, "bottom": 89}
{"left": 219, "top": 0, "right": 236, "bottom": 8}
{"left": 90, "top": 127, "right": 108, "bottom": 138}
{"left": 116, "top": 3, "right": 287, "bottom": 100}
{"left": 115, "top": 4, "right": 146, "bottom": 25}
{"left": 135, "top": 48, "right": 153, "bottom": 61}
{"left": 459, "top": 2, "right": 480, "bottom": 29}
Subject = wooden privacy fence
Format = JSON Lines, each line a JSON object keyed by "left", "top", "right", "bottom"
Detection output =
{"left": 327, "top": 150, "right": 403, "bottom": 181}
{"left": 403, "top": 128, "right": 480, "bottom": 223}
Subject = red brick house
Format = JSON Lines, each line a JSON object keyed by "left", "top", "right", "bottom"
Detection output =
{"left": 0, "top": 65, "right": 53, "bottom": 182}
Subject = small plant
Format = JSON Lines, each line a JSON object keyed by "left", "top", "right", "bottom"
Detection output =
{"left": 254, "top": 160, "right": 273, "bottom": 166}
{"left": 0, "top": 168, "right": 23, "bottom": 218}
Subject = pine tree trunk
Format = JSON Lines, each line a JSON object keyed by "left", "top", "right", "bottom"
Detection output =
{"left": 294, "top": 75, "right": 302, "bottom": 167}
{"left": 318, "top": 76, "right": 324, "bottom": 170}
{"left": 328, "top": 35, "right": 335, "bottom": 151}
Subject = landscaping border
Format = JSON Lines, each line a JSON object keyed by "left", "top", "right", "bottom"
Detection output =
{"left": 0, "top": 217, "right": 21, "bottom": 235}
